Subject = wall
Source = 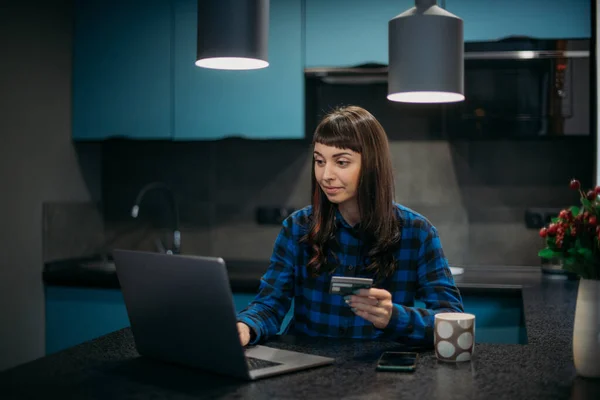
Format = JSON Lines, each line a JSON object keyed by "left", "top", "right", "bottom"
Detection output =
{"left": 102, "top": 136, "right": 593, "bottom": 267}
{"left": 0, "top": 0, "right": 102, "bottom": 371}
{"left": 597, "top": 0, "right": 600, "bottom": 186}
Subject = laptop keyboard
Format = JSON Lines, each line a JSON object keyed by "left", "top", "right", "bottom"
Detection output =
{"left": 245, "top": 356, "right": 282, "bottom": 371}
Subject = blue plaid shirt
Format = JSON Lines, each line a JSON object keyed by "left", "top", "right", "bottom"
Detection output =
{"left": 237, "top": 203, "right": 464, "bottom": 347}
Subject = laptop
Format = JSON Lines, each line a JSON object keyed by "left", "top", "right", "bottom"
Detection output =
{"left": 112, "top": 249, "right": 334, "bottom": 380}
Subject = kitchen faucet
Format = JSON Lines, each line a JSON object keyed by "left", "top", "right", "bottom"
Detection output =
{"left": 131, "top": 182, "right": 181, "bottom": 254}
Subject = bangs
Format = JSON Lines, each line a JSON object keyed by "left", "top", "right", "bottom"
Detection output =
{"left": 313, "top": 113, "right": 362, "bottom": 153}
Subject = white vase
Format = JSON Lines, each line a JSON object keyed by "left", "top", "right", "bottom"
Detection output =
{"left": 573, "top": 278, "right": 600, "bottom": 378}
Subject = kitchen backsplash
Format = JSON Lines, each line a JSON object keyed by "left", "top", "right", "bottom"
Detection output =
{"left": 95, "top": 136, "right": 593, "bottom": 267}
{"left": 42, "top": 202, "right": 104, "bottom": 262}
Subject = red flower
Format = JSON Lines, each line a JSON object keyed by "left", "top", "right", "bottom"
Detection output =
{"left": 587, "top": 190, "right": 597, "bottom": 201}
{"left": 570, "top": 179, "right": 580, "bottom": 190}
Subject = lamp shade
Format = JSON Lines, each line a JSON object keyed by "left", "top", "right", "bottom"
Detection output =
{"left": 388, "top": 0, "right": 464, "bottom": 103}
{"left": 196, "top": 0, "right": 269, "bottom": 70}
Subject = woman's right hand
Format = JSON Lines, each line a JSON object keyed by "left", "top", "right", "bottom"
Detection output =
{"left": 237, "top": 322, "right": 251, "bottom": 347}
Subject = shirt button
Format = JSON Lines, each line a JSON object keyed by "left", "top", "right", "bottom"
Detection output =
{"left": 339, "top": 327, "right": 347, "bottom": 335}
{"left": 348, "top": 265, "right": 354, "bottom": 271}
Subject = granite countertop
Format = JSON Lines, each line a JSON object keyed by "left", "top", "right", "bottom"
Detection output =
{"left": 8, "top": 263, "right": 599, "bottom": 399}
{"left": 43, "top": 255, "right": 268, "bottom": 292}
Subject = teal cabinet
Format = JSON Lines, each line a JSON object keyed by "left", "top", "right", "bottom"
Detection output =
{"left": 45, "top": 287, "right": 288, "bottom": 354}
{"left": 417, "top": 291, "right": 528, "bottom": 345}
{"left": 172, "top": 0, "right": 303, "bottom": 139}
{"left": 305, "top": 0, "right": 591, "bottom": 68}
{"left": 45, "top": 286, "right": 524, "bottom": 355}
{"left": 305, "top": 0, "right": 410, "bottom": 67}
{"left": 447, "top": 0, "right": 591, "bottom": 42}
{"left": 72, "top": 0, "right": 172, "bottom": 140}
{"left": 45, "top": 286, "right": 131, "bottom": 355}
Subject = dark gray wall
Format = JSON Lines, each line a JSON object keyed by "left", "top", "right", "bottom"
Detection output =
{"left": 102, "top": 137, "right": 593, "bottom": 267}
{"left": 0, "top": 0, "right": 101, "bottom": 371}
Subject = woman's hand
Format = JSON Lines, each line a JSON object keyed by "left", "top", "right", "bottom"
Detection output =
{"left": 345, "top": 288, "right": 393, "bottom": 329}
{"left": 237, "top": 322, "right": 251, "bottom": 346}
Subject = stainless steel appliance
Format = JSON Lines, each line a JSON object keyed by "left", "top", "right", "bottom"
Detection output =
{"left": 305, "top": 37, "right": 591, "bottom": 140}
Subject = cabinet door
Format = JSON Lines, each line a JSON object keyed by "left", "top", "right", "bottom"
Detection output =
{"left": 305, "top": 0, "right": 412, "bottom": 67}
{"left": 173, "top": 0, "right": 303, "bottom": 140}
{"left": 73, "top": 0, "right": 172, "bottom": 140}
{"left": 305, "top": 0, "right": 591, "bottom": 68}
{"left": 447, "top": 0, "right": 591, "bottom": 42}
{"left": 45, "top": 287, "right": 130, "bottom": 354}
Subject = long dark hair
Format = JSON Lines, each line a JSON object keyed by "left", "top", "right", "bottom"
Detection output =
{"left": 300, "top": 105, "right": 401, "bottom": 280}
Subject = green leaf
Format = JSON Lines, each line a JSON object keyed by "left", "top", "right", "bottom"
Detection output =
{"left": 578, "top": 248, "right": 594, "bottom": 261}
{"left": 538, "top": 248, "right": 558, "bottom": 259}
{"left": 564, "top": 257, "right": 576, "bottom": 267}
{"left": 551, "top": 217, "right": 560, "bottom": 223}
{"left": 581, "top": 198, "right": 592, "bottom": 209}
{"left": 570, "top": 206, "right": 581, "bottom": 217}
{"left": 561, "top": 261, "right": 576, "bottom": 273}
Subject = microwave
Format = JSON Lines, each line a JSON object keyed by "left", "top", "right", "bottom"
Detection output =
{"left": 304, "top": 38, "right": 591, "bottom": 140}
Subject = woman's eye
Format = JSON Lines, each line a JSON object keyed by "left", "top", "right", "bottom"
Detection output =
{"left": 314, "top": 159, "right": 324, "bottom": 166}
{"left": 337, "top": 160, "right": 349, "bottom": 167}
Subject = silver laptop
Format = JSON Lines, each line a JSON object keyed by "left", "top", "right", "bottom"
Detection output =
{"left": 112, "top": 249, "right": 334, "bottom": 380}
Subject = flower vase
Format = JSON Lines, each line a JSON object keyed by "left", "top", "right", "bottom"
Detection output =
{"left": 573, "top": 278, "right": 600, "bottom": 378}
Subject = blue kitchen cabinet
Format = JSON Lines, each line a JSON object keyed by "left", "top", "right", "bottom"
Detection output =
{"left": 45, "top": 288, "right": 287, "bottom": 355}
{"left": 172, "top": 0, "right": 303, "bottom": 139}
{"left": 447, "top": 0, "right": 591, "bottom": 42}
{"left": 417, "top": 291, "right": 528, "bottom": 345}
{"left": 305, "top": 0, "right": 591, "bottom": 68}
{"left": 45, "top": 286, "right": 525, "bottom": 355}
{"left": 45, "top": 286, "right": 131, "bottom": 355}
{"left": 72, "top": 0, "right": 172, "bottom": 140}
{"left": 305, "top": 0, "right": 411, "bottom": 67}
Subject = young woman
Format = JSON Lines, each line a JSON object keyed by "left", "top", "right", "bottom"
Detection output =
{"left": 237, "top": 105, "right": 464, "bottom": 347}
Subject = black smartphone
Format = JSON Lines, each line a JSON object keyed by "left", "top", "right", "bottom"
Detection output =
{"left": 376, "top": 351, "right": 419, "bottom": 372}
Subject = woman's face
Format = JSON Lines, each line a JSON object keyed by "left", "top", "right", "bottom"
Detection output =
{"left": 313, "top": 143, "right": 362, "bottom": 206}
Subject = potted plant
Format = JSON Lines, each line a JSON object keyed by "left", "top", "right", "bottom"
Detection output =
{"left": 538, "top": 179, "right": 600, "bottom": 378}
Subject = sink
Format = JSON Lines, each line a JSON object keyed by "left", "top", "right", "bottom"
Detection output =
{"left": 79, "top": 261, "right": 116, "bottom": 272}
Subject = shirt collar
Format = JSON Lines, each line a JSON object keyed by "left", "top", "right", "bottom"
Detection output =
{"left": 335, "top": 208, "right": 363, "bottom": 235}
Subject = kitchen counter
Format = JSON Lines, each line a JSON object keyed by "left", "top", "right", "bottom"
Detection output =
{"left": 43, "top": 255, "right": 268, "bottom": 292}
{"left": 11, "top": 262, "right": 599, "bottom": 399}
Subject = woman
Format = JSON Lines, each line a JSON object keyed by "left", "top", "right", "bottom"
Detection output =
{"left": 237, "top": 105, "right": 463, "bottom": 347}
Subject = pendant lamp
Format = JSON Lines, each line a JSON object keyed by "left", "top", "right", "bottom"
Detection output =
{"left": 196, "top": 0, "right": 269, "bottom": 70}
{"left": 388, "top": 0, "right": 464, "bottom": 103}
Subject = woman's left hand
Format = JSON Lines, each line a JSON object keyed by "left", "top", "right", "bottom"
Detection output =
{"left": 346, "top": 288, "right": 393, "bottom": 329}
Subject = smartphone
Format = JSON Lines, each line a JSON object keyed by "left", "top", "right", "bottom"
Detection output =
{"left": 376, "top": 351, "right": 418, "bottom": 372}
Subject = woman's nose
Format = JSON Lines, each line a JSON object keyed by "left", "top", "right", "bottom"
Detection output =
{"left": 322, "top": 165, "right": 335, "bottom": 180}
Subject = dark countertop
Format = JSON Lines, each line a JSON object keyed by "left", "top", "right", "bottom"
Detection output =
{"left": 11, "top": 263, "right": 599, "bottom": 399}
{"left": 43, "top": 255, "right": 268, "bottom": 292}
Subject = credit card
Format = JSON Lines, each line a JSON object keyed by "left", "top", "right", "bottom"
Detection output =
{"left": 329, "top": 276, "right": 373, "bottom": 295}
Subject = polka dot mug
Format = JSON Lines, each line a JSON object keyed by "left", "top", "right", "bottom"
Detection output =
{"left": 434, "top": 312, "right": 476, "bottom": 362}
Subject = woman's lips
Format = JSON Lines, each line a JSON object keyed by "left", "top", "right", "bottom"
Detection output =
{"left": 323, "top": 186, "right": 343, "bottom": 194}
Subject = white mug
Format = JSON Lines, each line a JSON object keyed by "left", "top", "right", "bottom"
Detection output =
{"left": 434, "top": 313, "right": 476, "bottom": 362}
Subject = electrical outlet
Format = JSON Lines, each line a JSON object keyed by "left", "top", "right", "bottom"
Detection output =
{"left": 256, "top": 207, "right": 297, "bottom": 225}
{"left": 524, "top": 208, "right": 562, "bottom": 229}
